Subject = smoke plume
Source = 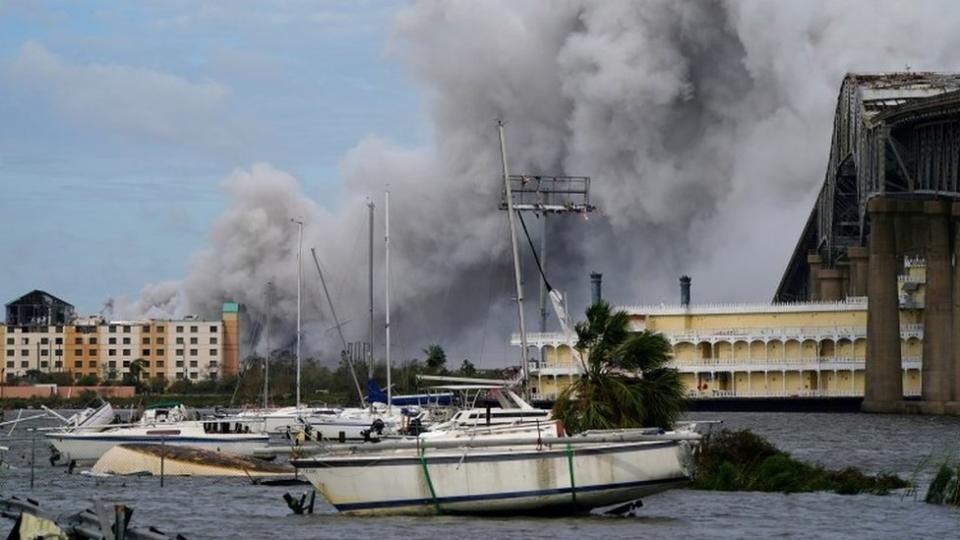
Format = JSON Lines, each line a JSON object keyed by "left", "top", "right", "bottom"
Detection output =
{"left": 114, "top": 0, "right": 960, "bottom": 366}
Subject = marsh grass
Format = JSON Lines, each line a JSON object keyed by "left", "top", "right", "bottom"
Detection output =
{"left": 693, "top": 429, "right": 908, "bottom": 495}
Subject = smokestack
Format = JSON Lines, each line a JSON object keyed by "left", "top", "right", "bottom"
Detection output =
{"left": 590, "top": 272, "right": 603, "bottom": 305}
{"left": 680, "top": 275, "right": 691, "bottom": 307}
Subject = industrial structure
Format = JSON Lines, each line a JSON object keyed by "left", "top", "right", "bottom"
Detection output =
{"left": 1, "top": 290, "right": 239, "bottom": 383}
{"left": 517, "top": 73, "right": 960, "bottom": 413}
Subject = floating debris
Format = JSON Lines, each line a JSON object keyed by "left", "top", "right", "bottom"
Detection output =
{"left": 0, "top": 495, "right": 187, "bottom": 539}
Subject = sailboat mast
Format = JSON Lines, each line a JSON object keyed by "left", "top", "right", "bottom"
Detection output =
{"left": 292, "top": 218, "right": 303, "bottom": 411}
{"left": 310, "top": 247, "right": 365, "bottom": 405}
{"left": 367, "top": 200, "right": 375, "bottom": 411}
{"left": 497, "top": 120, "right": 532, "bottom": 402}
{"left": 385, "top": 188, "right": 392, "bottom": 412}
{"left": 264, "top": 281, "right": 272, "bottom": 410}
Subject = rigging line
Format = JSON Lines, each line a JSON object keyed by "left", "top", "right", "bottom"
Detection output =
{"left": 517, "top": 212, "right": 552, "bottom": 292}
{"left": 477, "top": 217, "right": 507, "bottom": 366}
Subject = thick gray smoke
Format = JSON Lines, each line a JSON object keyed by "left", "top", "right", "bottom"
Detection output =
{"left": 113, "top": 0, "right": 960, "bottom": 366}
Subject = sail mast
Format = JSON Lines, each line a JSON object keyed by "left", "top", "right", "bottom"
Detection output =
{"left": 264, "top": 281, "right": 272, "bottom": 409}
{"left": 385, "top": 187, "right": 392, "bottom": 413}
{"left": 497, "top": 120, "right": 531, "bottom": 402}
{"left": 291, "top": 218, "right": 304, "bottom": 412}
{"left": 367, "top": 199, "right": 375, "bottom": 412}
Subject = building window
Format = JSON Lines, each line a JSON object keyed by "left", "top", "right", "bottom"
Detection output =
{"left": 55, "top": 337, "right": 62, "bottom": 345}
{"left": 40, "top": 349, "right": 48, "bottom": 356}
{"left": 209, "top": 361, "right": 218, "bottom": 368}
{"left": 157, "top": 360, "right": 165, "bottom": 368}
{"left": 74, "top": 360, "right": 82, "bottom": 369}
{"left": 156, "top": 349, "right": 165, "bottom": 356}
{"left": 41, "top": 338, "right": 49, "bottom": 345}
{"left": 122, "top": 337, "right": 131, "bottom": 345}
{"left": 74, "top": 349, "right": 83, "bottom": 356}
{"left": 210, "top": 349, "right": 218, "bottom": 356}
{"left": 89, "top": 360, "right": 97, "bottom": 368}
{"left": 54, "top": 350, "right": 62, "bottom": 356}
{"left": 20, "top": 361, "right": 28, "bottom": 368}
{"left": 40, "top": 361, "right": 48, "bottom": 368}
{"left": 5, "top": 338, "right": 12, "bottom": 345}
{"left": 142, "top": 360, "right": 150, "bottom": 367}
{"left": 210, "top": 326, "right": 217, "bottom": 333}
{"left": 190, "top": 337, "right": 198, "bottom": 345}
{"left": 176, "top": 337, "right": 184, "bottom": 345}
{"left": 55, "top": 326, "right": 63, "bottom": 333}
{"left": 5, "top": 349, "right": 12, "bottom": 357}
{"left": 5, "top": 361, "right": 13, "bottom": 368}
{"left": 108, "top": 349, "right": 116, "bottom": 357}
{"left": 123, "top": 325, "right": 131, "bottom": 333}
{"left": 88, "top": 349, "right": 96, "bottom": 356}
{"left": 176, "top": 325, "right": 184, "bottom": 332}
{"left": 108, "top": 361, "right": 116, "bottom": 368}
{"left": 190, "top": 326, "right": 198, "bottom": 333}
{"left": 123, "top": 360, "right": 130, "bottom": 367}
{"left": 109, "top": 337, "right": 117, "bottom": 345}
{"left": 157, "top": 372, "right": 165, "bottom": 379}
{"left": 90, "top": 337, "right": 97, "bottom": 345}
{"left": 143, "top": 349, "right": 151, "bottom": 356}
{"left": 20, "top": 350, "right": 28, "bottom": 356}
{"left": 189, "top": 360, "right": 198, "bottom": 368}
{"left": 21, "top": 338, "right": 28, "bottom": 345}
{"left": 157, "top": 337, "right": 165, "bottom": 345}
{"left": 143, "top": 337, "right": 151, "bottom": 345}
{"left": 210, "top": 337, "right": 218, "bottom": 345}
{"left": 109, "top": 325, "right": 117, "bottom": 333}
{"left": 176, "top": 372, "right": 184, "bottom": 379}
{"left": 122, "top": 349, "right": 131, "bottom": 356}
{"left": 176, "top": 360, "right": 184, "bottom": 367}
{"left": 175, "top": 349, "right": 184, "bottom": 356}
{"left": 189, "top": 349, "right": 198, "bottom": 356}
{"left": 189, "top": 372, "right": 198, "bottom": 379}
{"left": 157, "top": 326, "right": 165, "bottom": 333}
{"left": 142, "top": 325, "right": 150, "bottom": 332}
{"left": 54, "top": 361, "right": 62, "bottom": 368}
{"left": 74, "top": 337, "right": 82, "bottom": 345}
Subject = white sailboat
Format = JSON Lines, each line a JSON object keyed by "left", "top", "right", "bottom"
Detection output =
{"left": 293, "top": 122, "right": 701, "bottom": 515}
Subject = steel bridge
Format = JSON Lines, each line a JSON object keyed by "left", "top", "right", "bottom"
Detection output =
{"left": 776, "top": 72, "right": 960, "bottom": 302}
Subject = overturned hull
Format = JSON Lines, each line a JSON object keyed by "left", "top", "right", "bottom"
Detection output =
{"left": 92, "top": 444, "right": 293, "bottom": 477}
{"left": 293, "top": 439, "right": 692, "bottom": 516}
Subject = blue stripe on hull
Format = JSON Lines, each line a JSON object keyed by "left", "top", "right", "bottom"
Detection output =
{"left": 46, "top": 436, "right": 267, "bottom": 444}
{"left": 331, "top": 476, "right": 688, "bottom": 512}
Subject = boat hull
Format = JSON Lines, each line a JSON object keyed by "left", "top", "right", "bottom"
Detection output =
{"left": 294, "top": 440, "right": 691, "bottom": 516}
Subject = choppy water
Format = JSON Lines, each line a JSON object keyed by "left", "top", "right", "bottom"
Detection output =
{"left": 2, "top": 411, "right": 959, "bottom": 539}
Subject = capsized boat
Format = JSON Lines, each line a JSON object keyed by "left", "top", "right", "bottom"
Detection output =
{"left": 46, "top": 402, "right": 268, "bottom": 463}
{"left": 291, "top": 427, "right": 699, "bottom": 516}
{"left": 92, "top": 443, "right": 293, "bottom": 477}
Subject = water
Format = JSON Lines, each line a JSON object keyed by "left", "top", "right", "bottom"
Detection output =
{"left": 2, "top": 411, "right": 959, "bottom": 539}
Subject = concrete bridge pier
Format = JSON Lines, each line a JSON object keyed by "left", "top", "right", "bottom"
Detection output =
{"left": 863, "top": 198, "right": 903, "bottom": 412}
{"left": 847, "top": 246, "right": 869, "bottom": 297}
{"left": 922, "top": 200, "right": 953, "bottom": 404}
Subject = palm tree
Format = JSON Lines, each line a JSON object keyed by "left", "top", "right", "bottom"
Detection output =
{"left": 552, "top": 301, "right": 685, "bottom": 434}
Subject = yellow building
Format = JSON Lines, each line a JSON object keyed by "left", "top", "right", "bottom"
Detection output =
{"left": 3, "top": 290, "right": 240, "bottom": 383}
{"left": 516, "top": 259, "right": 928, "bottom": 401}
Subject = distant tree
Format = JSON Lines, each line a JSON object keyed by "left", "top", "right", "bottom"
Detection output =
{"left": 424, "top": 345, "right": 447, "bottom": 374}
{"left": 146, "top": 377, "right": 167, "bottom": 394}
{"left": 167, "top": 378, "right": 193, "bottom": 395}
{"left": 458, "top": 359, "right": 477, "bottom": 376}
{"left": 75, "top": 373, "right": 100, "bottom": 387}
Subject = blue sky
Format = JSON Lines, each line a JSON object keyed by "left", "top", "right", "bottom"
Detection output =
{"left": 0, "top": 0, "right": 426, "bottom": 314}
